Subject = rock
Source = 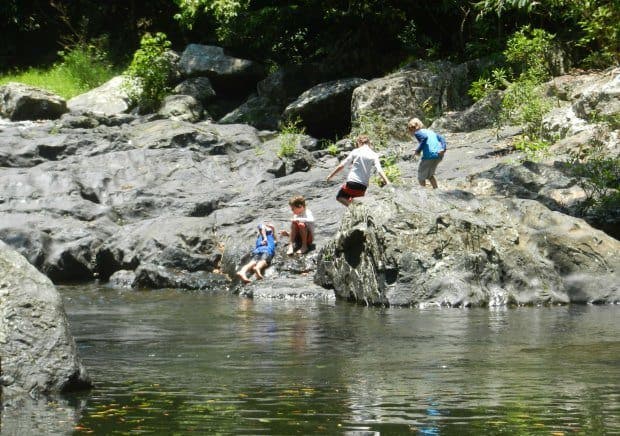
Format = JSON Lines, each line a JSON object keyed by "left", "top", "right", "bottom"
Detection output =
{"left": 351, "top": 60, "right": 479, "bottom": 140}
{"left": 173, "top": 76, "right": 216, "bottom": 103}
{"left": 431, "top": 90, "right": 502, "bottom": 132}
{"left": 158, "top": 94, "right": 204, "bottom": 122}
{"left": 283, "top": 78, "right": 367, "bottom": 139}
{"left": 220, "top": 64, "right": 343, "bottom": 130}
{"left": 315, "top": 189, "right": 620, "bottom": 307}
{"left": 179, "top": 44, "right": 266, "bottom": 96}
{"left": 0, "top": 82, "right": 67, "bottom": 121}
{"left": 0, "top": 241, "right": 91, "bottom": 399}
{"left": 67, "top": 76, "right": 131, "bottom": 115}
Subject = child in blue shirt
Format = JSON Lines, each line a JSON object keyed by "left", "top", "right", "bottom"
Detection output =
{"left": 236, "top": 222, "right": 277, "bottom": 283}
{"left": 407, "top": 118, "right": 447, "bottom": 189}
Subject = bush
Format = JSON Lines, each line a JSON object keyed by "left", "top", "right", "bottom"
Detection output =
{"left": 350, "top": 111, "right": 390, "bottom": 151}
{"left": 57, "top": 39, "right": 114, "bottom": 90}
{"left": 569, "top": 142, "right": 620, "bottom": 220}
{"left": 124, "top": 32, "right": 173, "bottom": 113}
{"left": 277, "top": 117, "right": 305, "bottom": 158}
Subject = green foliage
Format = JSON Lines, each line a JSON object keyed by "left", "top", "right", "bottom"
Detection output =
{"left": 473, "top": 0, "right": 541, "bottom": 19}
{"left": 56, "top": 40, "right": 114, "bottom": 90}
{"left": 504, "top": 26, "right": 555, "bottom": 82}
{"left": 326, "top": 142, "right": 339, "bottom": 156}
{"left": 377, "top": 154, "right": 401, "bottom": 184}
{"left": 277, "top": 117, "right": 305, "bottom": 158}
{"left": 124, "top": 32, "right": 173, "bottom": 113}
{"left": 468, "top": 27, "right": 555, "bottom": 142}
{"left": 569, "top": 142, "right": 620, "bottom": 219}
{"left": 350, "top": 111, "right": 390, "bottom": 151}
{"left": 578, "top": 1, "right": 620, "bottom": 67}
{"left": 174, "top": 0, "right": 246, "bottom": 33}
{"left": 512, "top": 135, "right": 550, "bottom": 161}
{"left": 500, "top": 77, "right": 553, "bottom": 139}
{"left": 469, "top": 67, "right": 511, "bottom": 101}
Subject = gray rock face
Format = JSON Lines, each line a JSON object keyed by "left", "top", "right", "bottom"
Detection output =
{"left": 0, "top": 82, "right": 67, "bottom": 121}
{"left": 0, "top": 241, "right": 91, "bottom": 398}
{"left": 315, "top": 189, "right": 620, "bottom": 307}
{"left": 0, "top": 66, "right": 617, "bottom": 307}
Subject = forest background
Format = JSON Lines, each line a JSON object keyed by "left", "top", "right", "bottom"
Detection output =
{"left": 1, "top": 0, "right": 618, "bottom": 92}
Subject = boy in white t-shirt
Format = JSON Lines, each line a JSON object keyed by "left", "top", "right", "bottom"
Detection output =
{"left": 280, "top": 195, "right": 315, "bottom": 255}
{"left": 326, "top": 135, "right": 390, "bottom": 206}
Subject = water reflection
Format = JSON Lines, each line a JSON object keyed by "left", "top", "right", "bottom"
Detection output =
{"left": 12, "top": 286, "right": 618, "bottom": 434}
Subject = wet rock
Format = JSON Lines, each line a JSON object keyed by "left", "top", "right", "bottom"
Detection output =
{"left": 0, "top": 241, "right": 91, "bottom": 399}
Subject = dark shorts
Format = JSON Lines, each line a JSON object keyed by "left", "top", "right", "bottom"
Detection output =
{"left": 418, "top": 157, "right": 442, "bottom": 181}
{"left": 251, "top": 252, "right": 273, "bottom": 264}
{"left": 336, "top": 181, "right": 367, "bottom": 201}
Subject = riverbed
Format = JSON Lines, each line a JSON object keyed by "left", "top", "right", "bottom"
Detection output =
{"left": 6, "top": 285, "right": 620, "bottom": 435}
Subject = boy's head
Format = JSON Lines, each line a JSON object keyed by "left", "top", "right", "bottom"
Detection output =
{"left": 289, "top": 195, "right": 306, "bottom": 212}
{"left": 407, "top": 118, "right": 424, "bottom": 132}
{"left": 356, "top": 135, "right": 370, "bottom": 148}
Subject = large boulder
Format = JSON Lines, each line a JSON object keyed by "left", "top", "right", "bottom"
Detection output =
{"left": 283, "top": 78, "right": 367, "bottom": 139}
{"left": 158, "top": 94, "right": 204, "bottom": 122}
{"left": 220, "top": 64, "right": 341, "bottom": 130}
{"left": 0, "top": 82, "right": 67, "bottom": 121}
{"left": 173, "top": 76, "right": 216, "bottom": 104}
{"left": 0, "top": 241, "right": 91, "bottom": 399}
{"left": 351, "top": 60, "right": 480, "bottom": 140}
{"left": 315, "top": 188, "right": 620, "bottom": 307}
{"left": 67, "top": 76, "right": 131, "bottom": 115}
{"left": 179, "top": 44, "right": 266, "bottom": 96}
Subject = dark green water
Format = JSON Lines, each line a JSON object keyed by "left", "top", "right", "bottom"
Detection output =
{"left": 35, "top": 286, "right": 620, "bottom": 434}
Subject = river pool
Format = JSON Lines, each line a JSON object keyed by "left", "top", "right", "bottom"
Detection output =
{"left": 5, "top": 285, "right": 620, "bottom": 435}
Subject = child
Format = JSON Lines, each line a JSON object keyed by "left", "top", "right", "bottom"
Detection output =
{"left": 280, "top": 195, "right": 314, "bottom": 255}
{"left": 325, "top": 134, "right": 390, "bottom": 206}
{"left": 407, "top": 118, "right": 447, "bottom": 189}
{"left": 236, "top": 222, "right": 277, "bottom": 283}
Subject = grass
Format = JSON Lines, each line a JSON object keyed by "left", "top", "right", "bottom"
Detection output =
{"left": 0, "top": 45, "right": 121, "bottom": 99}
{"left": 0, "top": 67, "right": 87, "bottom": 99}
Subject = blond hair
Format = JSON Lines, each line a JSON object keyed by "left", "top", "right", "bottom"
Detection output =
{"left": 407, "top": 118, "right": 424, "bottom": 131}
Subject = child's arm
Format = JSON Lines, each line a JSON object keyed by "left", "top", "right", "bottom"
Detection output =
{"left": 438, "top": 134, "right": 447, "bottom": 156}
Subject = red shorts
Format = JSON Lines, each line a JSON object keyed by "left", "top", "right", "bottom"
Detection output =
{"left": 336, "top": 181, "right": 367, "bottom": 201}
{"left": 292, "top": 221, "right": 313, "bottom": 245}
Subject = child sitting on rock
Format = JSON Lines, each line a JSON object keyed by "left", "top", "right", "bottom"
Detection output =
{"left": 280, "top": 195, "right": 315, "bottom": 255}
{"left": 236, "top": 222, "right": 278, "bottom": 283}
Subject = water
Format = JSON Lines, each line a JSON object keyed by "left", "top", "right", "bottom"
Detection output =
{"left": 8, "top": 285, "right": 620, "bottom": 435}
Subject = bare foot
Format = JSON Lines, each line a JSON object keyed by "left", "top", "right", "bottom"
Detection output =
{"left": 253, "top": 266, "right": 264, "bottom": 279}
{"left": 236, "top": 271, "right": 251, "bottom": 284}
{"left": 296, "top": 246, "right": 309, "bottom": 255}
{"left": 286, "top": 245, "right": 294, "bottom": 255}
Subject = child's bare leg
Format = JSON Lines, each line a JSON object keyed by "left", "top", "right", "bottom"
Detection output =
{"left": 429, "top": 175, "right": 438, "bottom": 189}
{"left": 418, "top": 179, "right": 426, "bottom": 187}
{"left": 252, "top": 260, "right": 267, "bottom": 279}
{"left": 337, "top": 196, "right": 351, "bottom": 207}
{"left": 287, "top": 224, "right": 298, "bottom": 255}
{"left": 236, "top": 261, "right": 255, "bottom": 283}
{"left": 296, "top": 226, "right": 309, "bottom": 254}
